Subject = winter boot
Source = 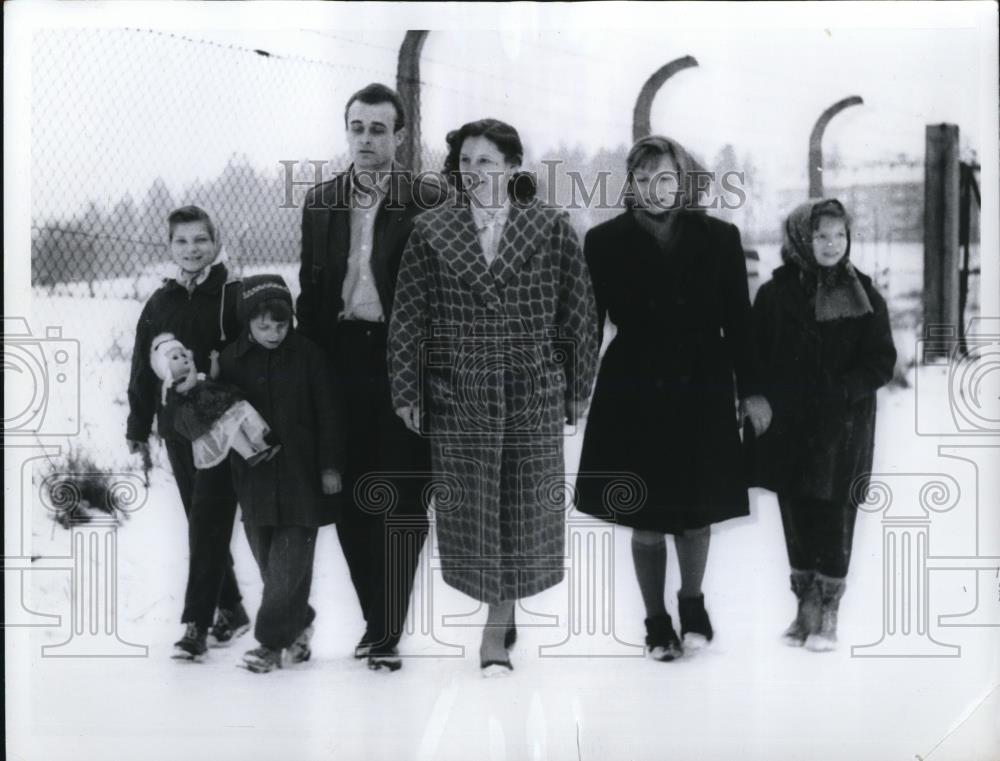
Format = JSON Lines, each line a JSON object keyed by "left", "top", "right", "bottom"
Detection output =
{"left": 805, "top": 574, "right": 846, "bottom": 652}
{"left": 208, "top": 603, "right": 251, "bottom": 648}
{"left": 782, "top": 570, "right": 820, "bottom": 647}
{"left": 172, "top": 622, "right": 208, "bottom": 661}
{"left": 644, "top": 614, "right": 683, "bottom": 662}
{"left": 242, "top": 645, "right": 283, "bottom": 674}
{"left": 677, "top": 593, "right": 714, "bottom": 648}
{"left": 287, "top": 624, "right": 314, "bottom": 665}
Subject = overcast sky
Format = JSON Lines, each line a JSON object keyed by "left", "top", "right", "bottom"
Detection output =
{"left": 14, "top": 2, "right": 996, "bottom": 217}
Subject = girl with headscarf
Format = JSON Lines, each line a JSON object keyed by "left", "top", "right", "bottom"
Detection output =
{"left": 576, "top": 136, "right": 771, "bottom": 661}
{"left": 751, "top": 198, "right": 896, "bottom": 651}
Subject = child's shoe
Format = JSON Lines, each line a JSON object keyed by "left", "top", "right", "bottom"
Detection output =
{"left": 287, "top": 624, "right": 314, "bottom": 665}
{"left": 782, "top": 570, "right": 820, "bottom": 647}
{"left": 677, "top": 593, "right": 714, "bottom": 648}
{"left": 208, "top": 603, "right": 251, "bottom": 648}
{"left": 172, "top": 622, "right": 208, "bottom": 661}
{"left": 805, "top": 574, "right": 846, "bottom": 652}
{"left": 644, "top": 614, "right": 683, "bottom": 662}
{"left": 242, "top": 645, "right": 283, "bottom": 674}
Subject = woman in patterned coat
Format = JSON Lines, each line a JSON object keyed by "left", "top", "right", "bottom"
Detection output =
{"left": 388, "top": 119, "right": 599, "bottom": 675}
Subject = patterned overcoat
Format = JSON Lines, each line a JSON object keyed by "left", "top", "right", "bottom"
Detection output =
{"left": 388, "top": 199, "right": 599, "bottom": 604}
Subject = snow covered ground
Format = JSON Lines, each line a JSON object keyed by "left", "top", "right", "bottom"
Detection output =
{"left": 6, "top": 294, "right": 999, "bottom": 761}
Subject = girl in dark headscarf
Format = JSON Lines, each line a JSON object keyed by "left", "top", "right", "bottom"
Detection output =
{"left": 751, "top": 198, "right": 896, "bottom": 651}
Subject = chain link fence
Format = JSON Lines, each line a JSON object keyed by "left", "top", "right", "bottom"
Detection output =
{"left": 29, "top": 28, "right": 455, "bottom": 302}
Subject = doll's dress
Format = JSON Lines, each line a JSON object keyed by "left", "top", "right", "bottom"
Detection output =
{"left": 172, "top": 375, "right": 272, "bottom": 469}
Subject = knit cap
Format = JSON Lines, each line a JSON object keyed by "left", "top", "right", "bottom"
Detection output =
{"left": 238, "top": 274, "right": 294, "bottom": 325}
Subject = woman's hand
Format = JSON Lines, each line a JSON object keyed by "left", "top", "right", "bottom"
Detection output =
{"left": 395, "top": 405, "right": 421, "bottom": 434}
{"left": 739, "top": 395, "right": 773, "bottom": 436}
{"left": 565, "top": 398, "right": 588, "bottom": 425}
{"left": 321, "top": 469, "right": 343, "bottom": 495}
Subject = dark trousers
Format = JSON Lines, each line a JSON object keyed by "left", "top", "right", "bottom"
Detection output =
{"left": 333, "top": 320, "right": 429, "bottom": 649}
{"left": 164, "top": 437, "right": 242, "bottom": 627}
{"left": 244, "top": 525, "right": 318, "bottom": 651}
{"left": 777, "top": 494, "right": 858, "bottom": 579}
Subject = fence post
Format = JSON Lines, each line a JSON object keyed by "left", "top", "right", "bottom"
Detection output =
{"left": 808, "top": 96, "right": 863, "bottom": 199}
{"left": 397, "top": 31, "right": 429, "bottom": 174}
{"left": 923, "top": 124, "right": 961, "bottom": 361}
{"left": 631, "top": 56, "right": 699, "bottom": 142}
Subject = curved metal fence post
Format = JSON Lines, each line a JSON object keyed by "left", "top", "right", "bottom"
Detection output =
{"left": 397, "top": 31, "right": 429, "bottom": 174}
{"left": 632, "top": 56, "right": 699, "bottom": 142}
{"left": 808, "top": 96, "right": 863, "bottom": 198}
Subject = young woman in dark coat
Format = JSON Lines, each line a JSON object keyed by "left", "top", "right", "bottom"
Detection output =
{"left": 576, "top": 136, "right": 771, "bottom": 661}
{"left": 751, "top": 198, "right": 896, "bottom": 652}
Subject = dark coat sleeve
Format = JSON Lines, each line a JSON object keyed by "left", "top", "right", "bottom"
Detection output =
{"left": 309, "top": 343, "right": 344, "bottom": 473}
{"left": 554, "top": 212, "right": 599, "bottom": 404}
{"left": 296, "top": 186, "right": 321, "bottom": 343}
{"left": 719, "top": 223, "right": 760, "bottom": 399}
{"left": 126, "top": 299, "right": 158, "bottom": 442}
{"left": 751, "top": 280, "right": 776, "bottom": 383}
{"left": 842, "top": 285, "right": 896, "bottom": 403}
{"left": 583, "top": 227, "right": 608, "bottom": 353}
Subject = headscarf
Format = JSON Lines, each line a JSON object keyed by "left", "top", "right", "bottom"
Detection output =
{"left": 781, "top": 198, "right": 874, "bottom": 322}
{"left": 627, "top": 135, "right": 707, "bottom": 250}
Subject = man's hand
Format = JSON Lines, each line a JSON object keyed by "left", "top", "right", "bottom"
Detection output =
{"left": 321, "top": 469, "right": 343, "bottom": 495}
{"left": 739, "top": 395, "right": 773, "bottom": 436}
{"left": 395, "top": 405, "right": 421, "bottom": 434}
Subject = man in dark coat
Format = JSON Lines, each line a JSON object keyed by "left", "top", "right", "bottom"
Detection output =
{"left": 296, "top": 82, "right": 449, "bottom": 671}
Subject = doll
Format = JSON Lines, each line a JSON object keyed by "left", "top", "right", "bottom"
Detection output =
{"left": 150, "top": 332, "right": 280, "bottom": 469}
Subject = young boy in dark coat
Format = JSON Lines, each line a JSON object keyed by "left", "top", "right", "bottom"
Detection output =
{"left": 751, "top": 198, "right": 896, "bottom": 651}
{"left": 217, "top": 274, "right": 344, "bottom": 673}
{"left": 126, "top": 205, "right": 250, "bottom": 659}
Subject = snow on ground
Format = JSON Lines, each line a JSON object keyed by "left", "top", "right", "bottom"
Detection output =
{"left": 7, "top": 293, "right": 999, "bottom": 761}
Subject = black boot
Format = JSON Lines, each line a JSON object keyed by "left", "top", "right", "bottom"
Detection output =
{"left": 644, "top": 614, "right": 683, "bottom": 662}
{"left": 677, "top": 593, "right": 714, "bottom": 646}
{"left": 805, "top": 574, "right": 846, "bottom": 652}
{"left": 172, "top": 622, "right": 208, "bottom": 661}
{"left": 782, "top": 569, "right": 820, "bottom": 647}
{"left": 208, "top": 602, "right": 251, "bottom": 648}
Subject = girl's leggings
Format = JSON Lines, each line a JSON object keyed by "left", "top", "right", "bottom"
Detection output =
{"left": 777, "top": 495, "right": 858, "bottom": 579}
